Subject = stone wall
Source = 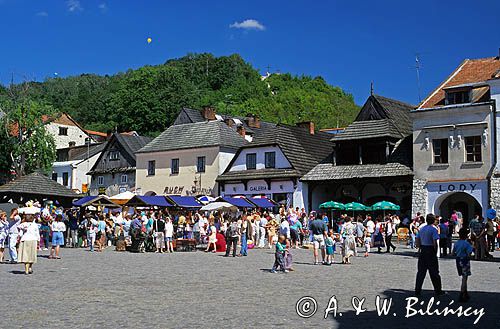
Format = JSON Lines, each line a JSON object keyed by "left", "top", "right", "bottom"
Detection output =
{"left": 490, "top": 174, "right": 500, "bottom": 212}
{"left": 411, "top": 178, "right": 427, "bottom": 217}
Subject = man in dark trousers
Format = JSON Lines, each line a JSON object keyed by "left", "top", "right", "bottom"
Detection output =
{"left": 224, "top": 218, "right": 240, "bottom": 257}
{"left": 415, "top": 214, "right": 444, "bottom": 296}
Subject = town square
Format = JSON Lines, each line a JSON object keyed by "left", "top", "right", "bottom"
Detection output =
{"left": 0, "top": 1, "right": 500, "bottom": 328}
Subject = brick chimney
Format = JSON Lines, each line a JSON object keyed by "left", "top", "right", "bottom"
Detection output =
{"left": 225, "top": 118, "right": 235, "bottom": 127}
{"left": 237, "top": 125, "right": 246, "bottom": 137}
{"left": 297, "top": 121, "right": 315, "bottom": 135}
{"left": 245, "top": 114, "right": 261, "bottom": 129}
{"left": 201, "top": 106, "right": 216, "bottom": 121}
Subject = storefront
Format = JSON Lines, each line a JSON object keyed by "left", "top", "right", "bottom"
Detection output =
{"left": 221, "top": 179, "right": 304, "bottom": 209}
{"left": 426, "top": 180, "right": 487, "bottom": 223}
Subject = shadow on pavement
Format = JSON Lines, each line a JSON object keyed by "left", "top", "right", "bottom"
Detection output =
{"left": 329, "top": 288, "right": 500, "bottom": 329}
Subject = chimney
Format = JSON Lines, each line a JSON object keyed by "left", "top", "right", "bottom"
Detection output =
{"left": 201, "top": 106, "right": 216, "bottom": 121}
{"left": 106, "top": 130, "right": 113, "bottom": 140}
{"left": 297, "top": 121, "right": 315, "bottom": 135}
{"left": 237, "top": 125, "right": 246, "bottom": 137}
{"left": 245, "top": 114, "right": 261, "bottom": 129}
{"left": 225, "top": 118, "right": 235, "bottom": 127}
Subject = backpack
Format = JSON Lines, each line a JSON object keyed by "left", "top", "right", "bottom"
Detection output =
{"left": 227, "top": 222, "right": 239, "bottom": 238}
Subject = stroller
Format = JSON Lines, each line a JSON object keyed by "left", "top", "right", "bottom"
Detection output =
{"left": 129, "top": 227, "right": 146, "bottom": 253}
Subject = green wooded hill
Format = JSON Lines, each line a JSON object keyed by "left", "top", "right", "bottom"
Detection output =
{"left": 2, "top": 53, "right": 359, "bottom": 136}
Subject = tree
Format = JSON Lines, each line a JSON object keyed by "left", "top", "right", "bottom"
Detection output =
{"left": 0, "top": 86, "right": 57, "bottom": 179}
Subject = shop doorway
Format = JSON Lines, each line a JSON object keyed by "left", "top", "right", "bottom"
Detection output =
{"left": 435, "top": 192, "right": 482, "bottom": 226}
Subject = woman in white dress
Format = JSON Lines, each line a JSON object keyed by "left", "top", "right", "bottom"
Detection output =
{"left": 18, "top": 214, "right": 40, "bottom": 275}
{"left": 340, "top": 217, "right": 356, "bottom": 264}
{"left": 205, "top": 222, "right": 218, "bottom": 253}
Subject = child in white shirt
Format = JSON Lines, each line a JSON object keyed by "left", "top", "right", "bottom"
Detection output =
{"left": 364, "top": 232, "right": 372, "bottom": 257}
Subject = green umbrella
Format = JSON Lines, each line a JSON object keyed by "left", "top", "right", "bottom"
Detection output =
{"left": 344, "top": 202, "right": 370, "bottom": 211}
{"left": 319, "top": 201, "right": 345, "bottom": 210}
{"left": 371, "top": 201, "right": 400, "bottom": 211}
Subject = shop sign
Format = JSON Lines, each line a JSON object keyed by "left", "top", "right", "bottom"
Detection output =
{"left": 438, "top": 183, "right": 477, "bottom": 194}
{"left": 249, "top": 185, "right": 267, "bottom": 192}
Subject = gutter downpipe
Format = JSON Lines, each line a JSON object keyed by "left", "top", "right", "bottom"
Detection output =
{"left": 487, "top": 100, "right": 497, "bottom": 210}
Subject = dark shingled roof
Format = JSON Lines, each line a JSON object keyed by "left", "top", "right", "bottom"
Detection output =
{"left": 116, "top": 134, "right": 153, "bottom": 156}
{"left": 137, "top": 121, "right": 247, "bottom": 153}
{"left": 302, "top": 135, "right": 413, "bottom": 181}
{"left": 217, "top": 124, "right": 333, "bottom": 182}
{"left": 0, "top": 172, "right": 79, "bottom": 198}
{"left": 333, "top": 95, "right": 414, "bottom": 141}
{"left": 173, "top": 108, "right": 206, "bottom": 125}
{"left": 217, "top": 168, "right": 301, "bottom": 182}
{"left": 248, "top": 124, "right": 332, "bottom": 175}
{"left": 301, "top": 162, "right": 413, "bottom": 181}
{"left": 59, "top": 143, "right": 106, "bottom": 162}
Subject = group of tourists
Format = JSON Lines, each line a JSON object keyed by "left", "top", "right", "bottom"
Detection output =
{"left": 1, "top": 199, "right": 499, "bottom": 293}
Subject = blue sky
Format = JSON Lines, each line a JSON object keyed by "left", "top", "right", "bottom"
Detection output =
{"left": 0, "top": 0, "right": 499, "bottom": 105}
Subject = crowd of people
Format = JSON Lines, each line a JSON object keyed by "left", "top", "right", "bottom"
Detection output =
{"left": 0, "top": 202, "right": 499, "bottom": 290}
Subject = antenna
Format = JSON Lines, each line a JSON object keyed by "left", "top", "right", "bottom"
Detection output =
{"left": 370, "top": 81, "right": 374, "bottom": 96}
{"left": 415, "top": 53, "right": 422, "bottom": 103}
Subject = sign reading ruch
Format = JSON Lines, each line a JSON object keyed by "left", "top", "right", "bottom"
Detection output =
{"left": 437, "top": 183, "right": 477, "bottom": 194}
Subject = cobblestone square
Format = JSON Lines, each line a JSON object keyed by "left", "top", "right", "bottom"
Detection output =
{"left": 1, "top": 246, "right": 499, "bottom": 328}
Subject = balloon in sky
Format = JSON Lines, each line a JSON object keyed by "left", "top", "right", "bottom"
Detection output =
{"left": 147, "top": 37, "right": 152, "bottom": 44}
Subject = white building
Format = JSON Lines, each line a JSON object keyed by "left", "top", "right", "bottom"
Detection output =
{"left": 217, "top": 123, "right": 332, "bottom": 210}
{"left": 44, "top": 113, "right": 92, "bottom": 150}
{"left": 411, "top": 55, "right": 500, "bottom": 222}
{"left": 135, "top": 121, "right": 246, "bottom": 196}
{"left": 51, "top": 143, "right": 105, "bottom": 193}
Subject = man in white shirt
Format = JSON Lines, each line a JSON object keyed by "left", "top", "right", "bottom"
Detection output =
{"left": 279, "top": 218, "right": 290, "bottom": 239}
{"left": 366, "top": 217, "right": 375, "bottom": 235}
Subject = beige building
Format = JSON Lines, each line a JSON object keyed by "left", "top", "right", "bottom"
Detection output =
{"left": 411, "top": 55, "right": 500, "bottom": 221}
{"left": 135, "top": 121, "right": 247, "bottom": 196}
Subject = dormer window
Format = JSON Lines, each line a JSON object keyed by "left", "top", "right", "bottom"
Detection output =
{"left": 445, "top": 88, "right": 470, "bottom": 105}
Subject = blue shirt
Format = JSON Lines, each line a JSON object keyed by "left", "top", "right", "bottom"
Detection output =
{"left": 417, "top": 225, "right": 439, "bottom": 246}
{"left": 453, "top": 239, "right": 473, "bottom": 258}
{"left": 438, "top": 223, "right": 448, "bottom": 238}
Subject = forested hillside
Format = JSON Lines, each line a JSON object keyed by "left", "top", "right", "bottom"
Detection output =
{"left": 1, "top": 53, "right": 359, "bottom": 136}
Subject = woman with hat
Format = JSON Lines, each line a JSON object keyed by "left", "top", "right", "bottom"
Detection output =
{"left": 17, "top": 214, "right": 40, "bottom": 274}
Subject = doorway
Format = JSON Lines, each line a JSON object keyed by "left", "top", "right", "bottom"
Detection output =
{"left": 435, "top": 192, "right": 482, "bottom": 226}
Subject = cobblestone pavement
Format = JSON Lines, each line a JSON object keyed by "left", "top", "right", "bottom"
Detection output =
{"left": 1, "top": 245, "right": 499, "bottom": 329}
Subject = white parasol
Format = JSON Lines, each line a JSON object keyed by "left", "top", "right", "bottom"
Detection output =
{"left": 200, "top": 202, "right": 237, "bottom": 212}
{"left": 18, "top": 207, "right": 41, "bottom": 215}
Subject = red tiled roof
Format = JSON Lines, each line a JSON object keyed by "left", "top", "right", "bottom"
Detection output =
{"left": 85, "top": 129, "right": 107, "bottom": 137}
{"left": 419, "top": 57, "right": 500, "bottom": 109}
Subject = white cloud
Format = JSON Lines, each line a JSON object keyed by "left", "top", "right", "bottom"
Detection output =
{"left": 98, "top": 3, "right": 107, "bottom": 13}
{"left": 36, "top": 11, "right": 48, "bottom": 17}
{"left": 66, "top": 0, "right": 83, "bottom": 12}
{"left": 229, "top": 19, "right": 265, "bottom": 31}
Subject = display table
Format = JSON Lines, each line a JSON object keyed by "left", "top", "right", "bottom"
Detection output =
{"left": 175, "top": 238, "right": 197, "bottom": 252}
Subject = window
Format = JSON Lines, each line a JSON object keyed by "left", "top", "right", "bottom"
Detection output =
{"left": 265, "top": 152, "right": 276, "bottom": 168}
{"left": 465, "top": 136, "right": 482, "bottom": 162}
{"left": 121, "top": 174, "right": 128, "bottom": 184}
{"left": 445, "top": 89, "right": 470, "bottom": 105}
{"left": 58, "top": 127, "right": 68, "bottom": 136}
{"left": 432, "top": 139, "right": 448, "bottom": 164}
{"left": 171, "top": 158, "right": 179, "bottom": 175}
{"left": 62, "top": 172, "right": 69, "bottom": 187}
{"left": 148, "top": 160, "right": 156, "bottom": 176}
{"left": 246, "top": 153, "right": 257, "bottom": 170}
{"left": 109, "top": 150, "right": 120, "bottom": 161}
{"left": 98, "top": 176, "right": 104, "bottom": 186}
{"left": 196, "top": 156, "right": 206, "bottom": 173}
{"left": 51, "top": 173, "right": 58, "bottom": 181}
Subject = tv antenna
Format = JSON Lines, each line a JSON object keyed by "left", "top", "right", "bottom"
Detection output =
{"left": 414, "top": 53, "right": 422, "bottom": 103}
